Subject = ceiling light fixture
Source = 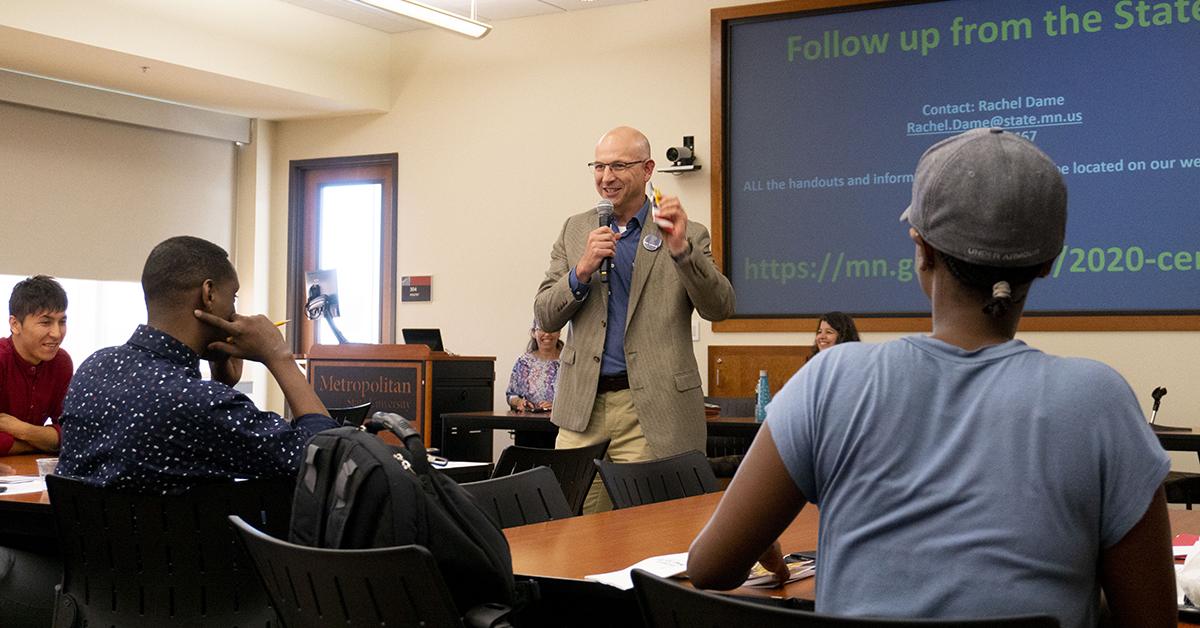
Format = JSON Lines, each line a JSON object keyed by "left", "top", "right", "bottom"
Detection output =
{"left": 356, "top": 0, "right": 492, "bottom": 39}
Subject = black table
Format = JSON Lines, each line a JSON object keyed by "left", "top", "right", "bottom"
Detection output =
{"left": 441, "top": 410, "right": 762, "bottom": 462}
{"left": 1155, "top": 427, "right": 1200, "bottom": 453}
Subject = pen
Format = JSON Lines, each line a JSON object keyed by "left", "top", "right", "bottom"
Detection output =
{"left": 649, "top": 183, "right": 673, "bottom": 234}
{"left": 226, "top": 320, "right": 290, "bottom": 343}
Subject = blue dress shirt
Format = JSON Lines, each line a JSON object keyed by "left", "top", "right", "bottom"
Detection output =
{"left": 568, "top": 198, "right": 650, "bottom": 376}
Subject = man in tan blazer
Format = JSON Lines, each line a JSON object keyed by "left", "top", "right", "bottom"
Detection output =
{"left": 535, "top": 126, "right": 734, "bottom": 512}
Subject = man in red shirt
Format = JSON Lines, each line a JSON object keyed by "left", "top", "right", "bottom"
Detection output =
{"left": 0, "top": 275, "right": 71, "bottom": 456}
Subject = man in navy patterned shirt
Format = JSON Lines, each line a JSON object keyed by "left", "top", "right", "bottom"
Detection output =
{"left": 58, "top": 236, "right": 337, "bottom": 494}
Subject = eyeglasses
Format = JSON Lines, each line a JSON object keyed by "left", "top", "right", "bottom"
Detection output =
{"left": 587, "top": 160, "right": 646, "bottom": 173}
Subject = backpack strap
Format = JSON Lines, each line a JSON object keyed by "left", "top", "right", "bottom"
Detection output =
{"left": 462, "top": 602, "right": 514, "bottom": 628}
{"left": 363, "top": 412, "right": 432, "bottom": 474}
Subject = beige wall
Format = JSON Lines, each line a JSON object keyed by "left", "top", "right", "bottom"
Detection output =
{"left": 267, "top": 0, "right": 1200, "bottom": 470}
{"left": 0, "top": 100, "right": 237, "bottom": 281}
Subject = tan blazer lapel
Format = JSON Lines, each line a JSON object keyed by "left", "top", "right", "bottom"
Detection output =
{"left": 626, "top": 221, "right": 661, "bottom": 323}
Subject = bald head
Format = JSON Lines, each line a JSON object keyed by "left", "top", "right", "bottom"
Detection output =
{"left": 597, "top": 126, "right": 651, "bottom": 160}
{"left": 594, "top": 126, "right": 655, "bottom": 218}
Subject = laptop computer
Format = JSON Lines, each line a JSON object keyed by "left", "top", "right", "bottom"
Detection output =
{"left": 402, "top": 328, "right": 444, "bottom": 352}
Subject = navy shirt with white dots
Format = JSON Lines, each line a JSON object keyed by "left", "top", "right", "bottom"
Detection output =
{"left": 58, "top": 324, "right": 337, "bottom": 494}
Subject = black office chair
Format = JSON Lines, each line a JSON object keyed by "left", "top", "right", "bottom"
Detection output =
{"left": 326, "top": 401, "right": 373, "bottom": 427}
{"left": 229, "top": 515, "right": 474, "bottom": 628}
{"left": 47, "top": 474, "right": 292, "bottom": 628}
{"left": 492, "top": 439, "right": 610, "bottom": 515}
{"left": 594, "top": 449, "right": 719, "bottom": 509}
{"left": 703, "top": 397, "right": 756, "bottom": 479}
{"left": 631, "top": 570, "right": 1059, "bottom": 628}
{"left": 462, "top": 466, "right": 573, "bottom": 528}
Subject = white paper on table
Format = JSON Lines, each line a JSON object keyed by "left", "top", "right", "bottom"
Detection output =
{"left": 440, "top": 460, "right": 490, "bottom": 470}
{"left": 584, "top": 552, "right": 689, "bottom": 591}
{"left": 1178, "top": 564, "right": 1187, "bottom": 605}
{"left": 0, "top": 476, "right": 46, "bottom": 496}
{"left": 1177, "top": 551, "right": 1200, "bottom": 605}
{"left": 1176, "top": 544, "right": 1200, "bottom": 561}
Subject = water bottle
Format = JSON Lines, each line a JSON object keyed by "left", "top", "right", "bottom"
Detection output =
{"left": 755, "top": 369, "right": 770, "bottom": 422}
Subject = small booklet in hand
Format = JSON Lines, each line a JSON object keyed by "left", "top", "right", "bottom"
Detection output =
{"left": 743, "top": 555, "right": 816, "bottom": 588}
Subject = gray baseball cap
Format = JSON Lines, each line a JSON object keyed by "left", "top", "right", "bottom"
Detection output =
{"left": 900, "top": 128, "right": 1067, "bottom": 267}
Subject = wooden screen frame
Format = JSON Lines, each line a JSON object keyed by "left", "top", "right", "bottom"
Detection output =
{"left": 709, "top": 0, "right": 1200, "bottom": 333}
{"left": 287, "top": 153, "right": 399, "bottom": 353}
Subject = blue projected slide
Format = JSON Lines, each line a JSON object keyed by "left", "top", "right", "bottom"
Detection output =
{"left": 724, "top": 0, "right": 1200, "bottom": 317}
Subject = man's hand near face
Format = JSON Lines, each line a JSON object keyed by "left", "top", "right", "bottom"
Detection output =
{"left": 208, "top": 354, "right": 244, "bottom": 387}
{"left": 194, "top": 310, "right": 327, "bottom": 419}
{"left": 195, "top": 312, "right": 292, "bottom": 366}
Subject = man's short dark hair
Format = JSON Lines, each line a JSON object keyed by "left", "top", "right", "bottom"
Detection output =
{"left": 9, "top": 275, "right": 68, "bottom": 320}
{"left": 142, "top": 236, "right": 236, "bottom": 305}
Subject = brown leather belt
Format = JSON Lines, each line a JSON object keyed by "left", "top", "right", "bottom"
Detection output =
{"left": 597, "top": 373, "right": 630, "bottom": 393}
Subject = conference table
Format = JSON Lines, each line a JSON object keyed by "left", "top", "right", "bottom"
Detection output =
{"left": 8, "top": 429, "right": 1200, "bottom": 625}
{"left": 0, "top": 454, "right": 53, "bottom": 546}
{"left": 504, "top": 490, "right": 1200, "bottom": 627}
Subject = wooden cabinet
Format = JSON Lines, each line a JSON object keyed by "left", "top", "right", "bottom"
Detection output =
{"left": 707, "top": 345, "right": 813, "bottom": 397}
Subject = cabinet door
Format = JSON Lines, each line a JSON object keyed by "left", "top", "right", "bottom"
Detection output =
{"left": 708, "top": 346, "right": 812, "bottom": 398}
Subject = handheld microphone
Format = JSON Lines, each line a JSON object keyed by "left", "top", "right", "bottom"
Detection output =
{"left": 596, "top": 199, "right": 614, "bottom": 283}
{"left": 1151, "top": 386, "right": 1167, "bottom": 423}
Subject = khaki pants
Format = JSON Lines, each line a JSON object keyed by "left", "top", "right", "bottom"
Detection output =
{"left": 555, "top": 388, "right": 651, "bottom": 514}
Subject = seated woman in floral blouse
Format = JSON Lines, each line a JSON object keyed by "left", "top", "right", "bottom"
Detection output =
{"left": 505, "top": 321, "right": 562, "bottom": 412}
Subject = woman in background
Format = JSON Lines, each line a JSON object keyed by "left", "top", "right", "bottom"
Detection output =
{"left": 812, "top": 311, "right": 860, "bottom": 354}
{"left": 505, "top": 320, "right": 562, "bottom": 412}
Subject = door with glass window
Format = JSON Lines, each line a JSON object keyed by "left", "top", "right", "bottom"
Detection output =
{"left": 287, "top": 155, "right": 397, "bottom": 354}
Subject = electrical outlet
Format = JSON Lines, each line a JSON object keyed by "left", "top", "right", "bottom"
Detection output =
{"left": 691, "top": 319, "right": 700, "bottom": 342}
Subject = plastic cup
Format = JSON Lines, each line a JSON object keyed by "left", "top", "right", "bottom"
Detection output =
{"left": 36, "top": 457, "right": 58, "bottom": 477}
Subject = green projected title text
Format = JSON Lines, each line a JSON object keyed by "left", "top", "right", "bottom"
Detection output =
{"left": 785, "top": 1, "right": 1199, "bottom": 62}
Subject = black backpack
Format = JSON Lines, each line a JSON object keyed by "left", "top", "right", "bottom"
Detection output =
{"left": 289, "top": 412, "right": 516, "bottom": 622}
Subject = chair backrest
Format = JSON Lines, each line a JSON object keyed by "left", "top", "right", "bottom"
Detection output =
{"left": 47, "top": 474, "right": 293, "bottom": 628}
{"left": 326, "top": 401, "right": 373, "bottom": 427}
{"left": 492, "top": 439, "right": 610, "bottom": 515}
{"left": 594, "top": 450, "right": 719, "bottom": 509}
{"left": 229, "top": 515, "right": 464, "bottom": 628}
{"left": 631, "top": 570, "right": 1060, "bottom": 628}
{"left": 461, "top": 466, "right": 573, "bottom": 528}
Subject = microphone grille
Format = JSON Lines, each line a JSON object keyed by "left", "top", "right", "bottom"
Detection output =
{"left": 595, "top": 199, "right": 614, "bottom": 220}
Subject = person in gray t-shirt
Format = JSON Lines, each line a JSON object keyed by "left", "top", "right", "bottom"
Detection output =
{"left": 688, "top": 129, "right": 1174, "bottom": 628}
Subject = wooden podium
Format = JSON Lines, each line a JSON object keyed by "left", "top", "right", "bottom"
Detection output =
{"left": 305, "top": 344, "right": 495, "bottom": 451}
